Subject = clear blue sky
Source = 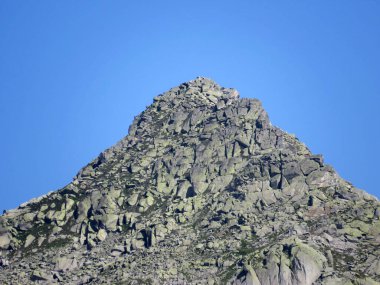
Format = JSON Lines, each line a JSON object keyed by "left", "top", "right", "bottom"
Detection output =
{"left": 0, "top": 1, "right": 379, "bottom": 211}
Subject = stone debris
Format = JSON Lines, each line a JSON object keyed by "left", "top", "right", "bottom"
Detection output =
{"left": 0, "top": 77, "right": 378, "bottom": 284}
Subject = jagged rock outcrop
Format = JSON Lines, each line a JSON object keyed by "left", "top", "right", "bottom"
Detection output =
{"left": 0, "top": 77, "right": 379, "bottom": 284}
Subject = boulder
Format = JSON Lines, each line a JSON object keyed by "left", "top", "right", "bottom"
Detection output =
{"left": 131, "top": 239, "right": 145, "bottom": 250}
{"left": 55, "top": 256, "right": 78, "bottom": 271}
{"left": 97, "top": 229, "right": 108, "bottom": 241}
{"left": 96, "top": 214, "right": 119, "bottom": 231}
{"left": 24, "top": 234, "right": 35, "bottom": 248}
{"left": 209, "top": 175, "right": 233, "bottom": 193}
{"left": 23, "top": 212, "right": 36, "bottom": 222}
{"left": 0, "top": 233, "right": 10, "bottom": 250}
{"left": 270, "top": 174, "right": 282, "bottom": 189}
{"left": 306, "top": 170, "right": 338, "bottom": 188}
{"left": 76, "top": 198, "right": 92, "bottom": 222}
{"left": 192, "top": 181, "right": 208, "bottom": 194}
{"left": 283, "top": 162, "right": 303, "bottom": 182}
{"left": 290, "top": 241, "right": 327, "bottom": 285}
{"left": 300, "top": 159, "right": 320, "bottom": 175}
{"left": 176, "top": 180, "right": 192, "bottom": 199}
{"left": 127, "top": 194, "right": 139, "bottom": 206}
{"left": 251, "top": 240, "right": 326, "bottom": 285}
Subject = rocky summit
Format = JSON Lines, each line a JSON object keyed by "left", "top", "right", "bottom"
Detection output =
{"left": 0, "top": 77, "right": 379, "bottom": 285}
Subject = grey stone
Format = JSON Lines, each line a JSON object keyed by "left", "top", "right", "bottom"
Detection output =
{"left": 127, "top": 193, "right": 139, "bottom": 206}
{"left": 55, "top": 256, "right": 78, "bottom": 271}
{"left": 283, "top": 162, "right": 302, "bottom": 181}
{"left": 0, "top": 233, "right": 10, "bottom": 250}
{"left": 24, "top": 234, "right": 35, "bottom": 248}
{"left": 300, "top": 158, "right": 320, "bottom": 175}
{"left": 270, "top": 174, "right": 282, "bottom": 189}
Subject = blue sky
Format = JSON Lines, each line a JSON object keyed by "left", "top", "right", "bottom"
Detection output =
{"left": 0, "top": 1, "right": 379, "bottom": 211}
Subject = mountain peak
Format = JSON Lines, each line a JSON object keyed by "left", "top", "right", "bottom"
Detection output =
{"left": 188, "top": 76, "right": 218, "bottom": 87}
{"left": 0, "top": 79, "right": 379, "bottom": 284}
{"left": 154, "top": 77, "right": 239, "bottom": 107}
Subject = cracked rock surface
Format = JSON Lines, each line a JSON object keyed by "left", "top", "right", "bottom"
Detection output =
{"left": 0, "top": 77, "right": 379, "bottom": 284}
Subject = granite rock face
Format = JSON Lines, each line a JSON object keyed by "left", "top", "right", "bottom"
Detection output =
{"left": 0, "top": 77, "right": 379, "bottom": 284}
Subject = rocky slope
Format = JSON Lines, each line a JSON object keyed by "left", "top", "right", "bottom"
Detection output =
{"left": 0, "top": 77, "right": 379, "bottom": 285}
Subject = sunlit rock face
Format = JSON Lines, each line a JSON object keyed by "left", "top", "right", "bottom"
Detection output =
{"left": 0, "top": 77, "right": 379, "bottom": 284}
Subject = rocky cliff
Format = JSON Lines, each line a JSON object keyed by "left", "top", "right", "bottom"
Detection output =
{"left": 0, "top": 77, "right": 379, "bottom": 284}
